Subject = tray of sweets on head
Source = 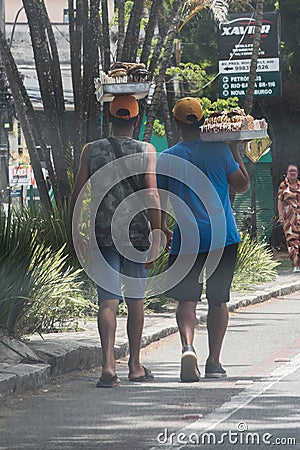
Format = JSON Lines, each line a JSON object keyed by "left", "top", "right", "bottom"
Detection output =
{"left": 200, "top": 128, "right": 268, "bottom": 142}
{"left": 199, "top": 108, "right": 268, "bottom": 142}
{"left": 94, "top": 62, "right": 151, "bottom": 102}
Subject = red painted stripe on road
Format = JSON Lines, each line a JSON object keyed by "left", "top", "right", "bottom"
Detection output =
{"left": 241, "top": 336, "right": 300, "bottom": 377}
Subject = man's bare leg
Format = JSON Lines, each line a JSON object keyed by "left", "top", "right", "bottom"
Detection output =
{"left": 176, "top": 300, "right": 197, "bottom": 349}
{"left": 176, "top": 300, "right": 200, "bottom": 382}
{"left": 98, "top": 299, "right": 119, "bottom": 379}
{"left": 126, "top": 298, "right": 148, "bottom": 380}
{"left": 206, "top": 303, "right": 228, "bottom": 365}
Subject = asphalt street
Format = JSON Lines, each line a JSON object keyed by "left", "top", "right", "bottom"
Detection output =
{"left": 0, "top": 292, "right": 300, "bottom": 450}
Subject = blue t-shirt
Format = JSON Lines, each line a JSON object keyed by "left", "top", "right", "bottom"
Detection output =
{"left": 156, "top": 138, "right": 240, "bottom": 254}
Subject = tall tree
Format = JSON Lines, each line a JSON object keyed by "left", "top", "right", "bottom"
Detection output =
{"left": 23, "top": 0, "right": 70, "bottom": 202}
{"left": 69, "top": 0, "right": 101, "bottom": 173}
{"left": 244, "top": 0, "right": 264, "bottom": 115}
{"left": 69, "top": 0, "right": 84, "bottom": 174}
{"left": 116, "top": 0, "right": 125, "bottom": 60}
{"left": 0, "top": 30, "right": 52, "bottom": 211}
{"left": 143, "top": 0, "right": 231, "bottom": 141}
{"left": 101, "top": 0, "right": 111, "bottom": 71}
{"left": 140, "top": 0, "right": 163, "bottom": 65}
{"left": 121, "top": 0, "right": 145, "bottom": 62}
{"left": 243, "top": 0, "right": 264, "bottom": 238}
{"left": 2, "top": 0, "right": 264, "bottom": 211}
{"left": 143, "top": 0, "right": 186, "bottom": 142}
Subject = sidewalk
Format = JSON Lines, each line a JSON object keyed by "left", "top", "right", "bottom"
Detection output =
{"left": 1, "top": 270, "right": 300, "bottom": 402}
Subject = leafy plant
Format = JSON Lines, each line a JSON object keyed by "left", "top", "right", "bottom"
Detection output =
{"left": 19, "top": 204, "right": 70, "bottom": 256}
{"left": 200, "top": 96, "right": 240, "bottom": 117}
{"left": 15, "top": 247, "right": 95, "bottom": 335}
{"left": 153, "top": 119, "right": 166, "bottom": 137}
{"left": 166, "top": 62, "right": 210, "bottom": 94}
{"left": 0, "top": 207, "right": 93, "bottom": 336}
{"left": 232, "top": 233, "right": 279, "bottom": 290}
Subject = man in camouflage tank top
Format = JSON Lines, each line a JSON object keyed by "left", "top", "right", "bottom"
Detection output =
{"left": 70, "top": 96, "right": 161, "bottom": 387}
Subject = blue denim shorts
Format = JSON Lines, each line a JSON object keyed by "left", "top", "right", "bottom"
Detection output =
{"left": 96, "top": 246, "right": 149, "bottom": 303}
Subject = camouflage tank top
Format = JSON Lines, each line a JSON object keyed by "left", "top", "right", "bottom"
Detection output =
{"left": 89, "top": 137, "right": 150, "bottom": 247}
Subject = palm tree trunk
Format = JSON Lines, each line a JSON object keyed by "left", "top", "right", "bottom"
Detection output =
{"left": 39, "top": 0, "right": 66, "bottom": 140}
{"left": 140, "top": 0, "right": 162, "bottom": 65}
{"left": 244, "top": 0, "right": 264, "bottom": 114}
{"left": 134, "top": 1, "right": 179, "bottom": 139}
{"left": 101, "top": 0, "right": 111, "bottom": 71}
{"left": 23, "top": 0, "right": 69, "bottom": 202}
{"left": 243, "top": 0, "right": 264, "bottom": 239}
{"left": 69, "top": 0, "right": 84, "bottom": 174}
{"left": 100, "top": 0, "right": 111, "bottom": 137}
{"left": 143, "top": 1, "right": 185, "bottom": 142}
{"left": 116, "top": 0, "right": 125, "bottom": 60}
{"left": 148, "top": 2, "right": 179, "bottom": 77}
{"left": 121, "top": 0, "right": 145, "bottom": 62}
{"left": 161, "top": 91, "right": 177, "bottom": 147}
{"left": 86, "top": 0, "right": 101, "bottom": 142}
{"left": 0, "top": 31, "right": 52, "bottom": 211}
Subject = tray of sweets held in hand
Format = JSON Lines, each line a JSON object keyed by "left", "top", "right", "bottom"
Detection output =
{"left": 95, "top": 82, "right": 151, "bottom": 102}
{"left": 200, "top": 128, "right": 268, "bottom": 142}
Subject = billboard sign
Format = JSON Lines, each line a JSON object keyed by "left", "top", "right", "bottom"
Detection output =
{"left": 9, "top": 165, "right": 36, "bottom": 187}
{"left": 218, "top": 11, "right": 281, "bottom": 98}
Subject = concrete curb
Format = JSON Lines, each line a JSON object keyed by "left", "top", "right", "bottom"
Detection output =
{"left": 1, "top": 274, "right": 300, "bottom": 402}
{"left": 0, "top": 364, "right": 51, "bottom": 401}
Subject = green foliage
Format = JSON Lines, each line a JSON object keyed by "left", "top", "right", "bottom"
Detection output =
{"left": 153, "top": 119, "right": 166, "bottom": 137}
{"left": 20, "top": 204, "right": 70, "bottom": 255}
{"left": 179, "top": 10, "right": 219, "bottom": 97}
{"left": 166, "top": 62, "right": 210, "bottom": 95}
{"left": 15, "top": 247, "right": 93, "bottom": 335}
{"left": 232, "top": 233, "right": 279, "bottom": 290}
{"left": 229, "top": 0, "right": 255, "bottom": 12}
{"left": 112, "top": 1, "right": 134, "bottom": 26}
{"left": 0, "top": 206, "right": 94, "bottom": 336}
{"left": 199, "top": 96, "right": 240, "bottom": 115}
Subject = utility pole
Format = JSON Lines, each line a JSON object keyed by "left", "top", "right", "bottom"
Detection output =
{"left": 0, "top": 0, "right": 9, "bottom": 204}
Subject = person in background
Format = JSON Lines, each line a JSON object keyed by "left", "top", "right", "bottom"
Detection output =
{"left": 278, "top": 164, "right": 300, "bottom": 273}
{"left": 70, "top": 95, "right": 161, "bottom": 387}
{"left": 157, "top": 97, "right": 249, "bottom": 381}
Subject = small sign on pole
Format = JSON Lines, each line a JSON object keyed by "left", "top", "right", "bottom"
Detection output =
{"left": 9, "top": 165, "right": 36, "bottom": 187}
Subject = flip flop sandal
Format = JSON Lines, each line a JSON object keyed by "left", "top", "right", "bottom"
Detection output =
{"left": 96, "top": 373, "right": 120, "bottom": 388}
{"left": 129, "top": 366, "right": 154, "bottom": 382}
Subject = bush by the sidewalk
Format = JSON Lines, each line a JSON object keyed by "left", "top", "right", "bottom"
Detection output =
{"left": 0, "top": 206, "right": 96, "bottom": 336}
{"left": 232, "top": 233, "right": 279, "bottom": 290}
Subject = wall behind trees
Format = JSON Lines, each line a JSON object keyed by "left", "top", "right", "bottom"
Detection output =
{"left": 6, "top": 0, "right": 68, "bottom": 23}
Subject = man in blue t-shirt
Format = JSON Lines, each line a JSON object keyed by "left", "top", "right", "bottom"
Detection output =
{"left": 157, "top": 97, "right": 248, "bottom": 381}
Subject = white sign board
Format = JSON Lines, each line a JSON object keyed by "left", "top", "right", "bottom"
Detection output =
{"left": 9, "top": 165, "right": 36, "bottom": 187}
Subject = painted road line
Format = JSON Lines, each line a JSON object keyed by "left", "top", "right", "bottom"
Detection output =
{"left": 149, "top": 352, "right": 300, "bottom": 449}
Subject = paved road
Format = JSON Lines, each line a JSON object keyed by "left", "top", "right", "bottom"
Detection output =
{"left": 1, "top": 293, "right": 300, "bottom": 450}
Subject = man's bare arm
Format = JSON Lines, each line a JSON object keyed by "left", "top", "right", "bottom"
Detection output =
{"left": 69, "top": 143, "right": 91, "bottom": 255}
{"left": 159, "top": 187, "right": 173, "bottom": 253}
{"left": 144, "top": 143, "right": 161, "bottom": 268}
{"left": 227, "top": 141, "right": 249, "bottom": 193}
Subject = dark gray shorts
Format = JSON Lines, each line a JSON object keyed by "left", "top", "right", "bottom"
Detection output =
{"left": 166, "top": 243, "right": 238, "bottom": 305}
